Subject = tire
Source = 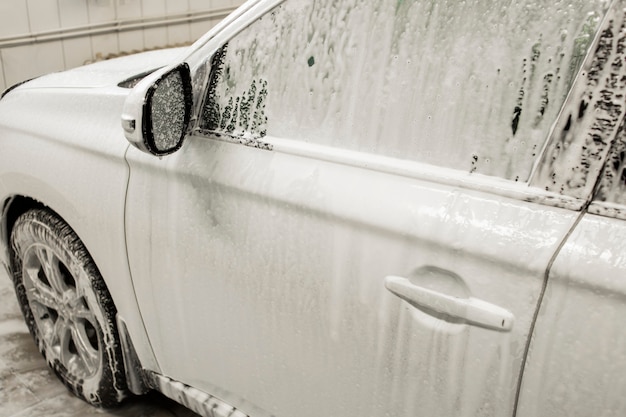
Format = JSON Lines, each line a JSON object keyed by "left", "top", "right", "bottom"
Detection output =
{"left": 9, "top": 209, "right": 128, "bottom": 407}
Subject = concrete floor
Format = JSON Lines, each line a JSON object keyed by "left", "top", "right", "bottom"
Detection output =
{"left": 0, "top": 268, "right": 200, "bottom": 417}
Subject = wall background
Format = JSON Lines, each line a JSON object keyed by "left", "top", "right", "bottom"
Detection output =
{"left": 0, "top": 0, "right": 246, "bottom": 92}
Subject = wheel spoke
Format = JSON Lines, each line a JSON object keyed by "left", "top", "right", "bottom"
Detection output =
{"left": 24, "top": 270, "right": 59, "bottom": 309}
{"left": 34, "top": 247, "right": 55, "bottom": 283}
{"left": 53, "top": 318, "right": 71, "bottom": 357}
{"left": 71, "top": 322, "right": 99, "bottom": 374}
{"left": 72, "top": 303, "right": 93, "bottom": 321}
{"left": 35, "top": 247, "right": 65, "bottom": 295}
{"left": 26, "top": 286, "right": 58, "bottom": 309}
{"left": 65, "top": 291, "right": 95, "bottom": 321}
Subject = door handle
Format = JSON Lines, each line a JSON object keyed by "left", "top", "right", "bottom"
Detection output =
{"left": 384, "top": 275, "right": 514, "bottom": 332}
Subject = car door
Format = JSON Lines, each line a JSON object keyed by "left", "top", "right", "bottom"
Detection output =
{"left": 517, "top": 173, "right": 626, "bottom": 417}
{"left": 124, "top": 1, "right": 613, "bottom": 416}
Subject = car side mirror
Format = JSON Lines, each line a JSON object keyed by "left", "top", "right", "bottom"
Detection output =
{"left": 121, "top": 63, "right": 192, "bottom": 156}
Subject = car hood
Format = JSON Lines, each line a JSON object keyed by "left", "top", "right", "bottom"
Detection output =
{"left": 0, "top": 48, "right": 191, "bottom": 180}
{"left": 15, "top": 47, "right": 187, "bottom": 91}
{"left": 0, "top": 47, "right": 190, "bottom": 175}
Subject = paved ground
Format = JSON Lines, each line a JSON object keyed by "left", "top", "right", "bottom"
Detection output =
{"left": 0, "top": 268, "right": 200, "bottom": 417}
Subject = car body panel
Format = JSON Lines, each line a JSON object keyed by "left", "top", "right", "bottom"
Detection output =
{"left": 1, "top": 0, "right": 626, "bottom": 416}
{"left": 517, "top": 212, "right": 626, "bottom": 417}
{"left": 0, "top": 49, "right": 190, "bottom": 373}
{"left": 125, "top": 133, "right": 579, "bottom": 417}
{"left": 122, "top": 1, "right": 617, "bottom": 416}
{"left": 10, "top": 48, "right": 186, "bottom": 91}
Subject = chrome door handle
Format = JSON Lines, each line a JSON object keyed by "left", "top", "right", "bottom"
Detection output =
{"left": 384, "top": 275, "right": 514, "bottom": 332}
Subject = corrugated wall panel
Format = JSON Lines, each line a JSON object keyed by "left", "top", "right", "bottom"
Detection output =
{"left": 0, "top": 0, "right": 245, "bottom": 89}
{"left": 0, "top": 2, "right": 29, "bottom": 37}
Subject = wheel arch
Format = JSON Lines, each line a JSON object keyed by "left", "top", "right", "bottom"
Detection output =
{"left": 1, "top": 195, "right": 152, "bottom": 396}
{"left": 1, "top": 195, "right": 46, "bottom": 273}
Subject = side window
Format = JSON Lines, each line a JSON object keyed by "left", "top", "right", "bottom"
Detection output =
{"left": 593, "top": 121, "right": 626, "bottom": 206}
{"left": 199, "top": 0, "right": 607, "bottom": 181}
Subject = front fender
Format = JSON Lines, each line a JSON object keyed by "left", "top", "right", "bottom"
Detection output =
{"left": 0, "top": 84, "right": 160, "bottom": 375}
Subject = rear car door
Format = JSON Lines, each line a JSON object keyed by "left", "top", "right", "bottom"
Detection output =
{"left": 124, "top": 1, "right": 614, "bottom": 416}
{"left": 518, "top": 29, "right": 626, "bottom": 413}
{"left": 518, "top": 172, "right": 626, "bottom": 417}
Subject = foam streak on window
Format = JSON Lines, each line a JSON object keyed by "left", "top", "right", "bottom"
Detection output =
{"left": 200, "top": 0, "right": 608, "bottom": 181}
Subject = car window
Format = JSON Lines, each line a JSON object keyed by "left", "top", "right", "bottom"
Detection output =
{"left": 591, "top": 122, "right": 626, "bottom": 209}
{"left": 198, "top": 0, "right": 607, "bottom": 182}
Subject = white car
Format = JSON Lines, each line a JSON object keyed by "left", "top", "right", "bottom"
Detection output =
{"left": 2, "top": 0, "right": 626, "bottom": 416}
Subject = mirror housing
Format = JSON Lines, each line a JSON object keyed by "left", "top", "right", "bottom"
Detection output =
{"left": 122, "top": 63, "right": 192, "bottom": 156}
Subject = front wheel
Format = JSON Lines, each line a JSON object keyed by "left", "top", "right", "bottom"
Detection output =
{"left": 10, "top": 209, "right": 128, "bottom": 407}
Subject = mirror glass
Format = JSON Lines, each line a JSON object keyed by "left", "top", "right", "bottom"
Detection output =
{"left": 150, "top": 70, "right": 187, "bottom": 153}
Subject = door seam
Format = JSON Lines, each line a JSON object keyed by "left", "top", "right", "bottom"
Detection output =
{"left": 511, "top": 206, "right": 587, "bottom": 417}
